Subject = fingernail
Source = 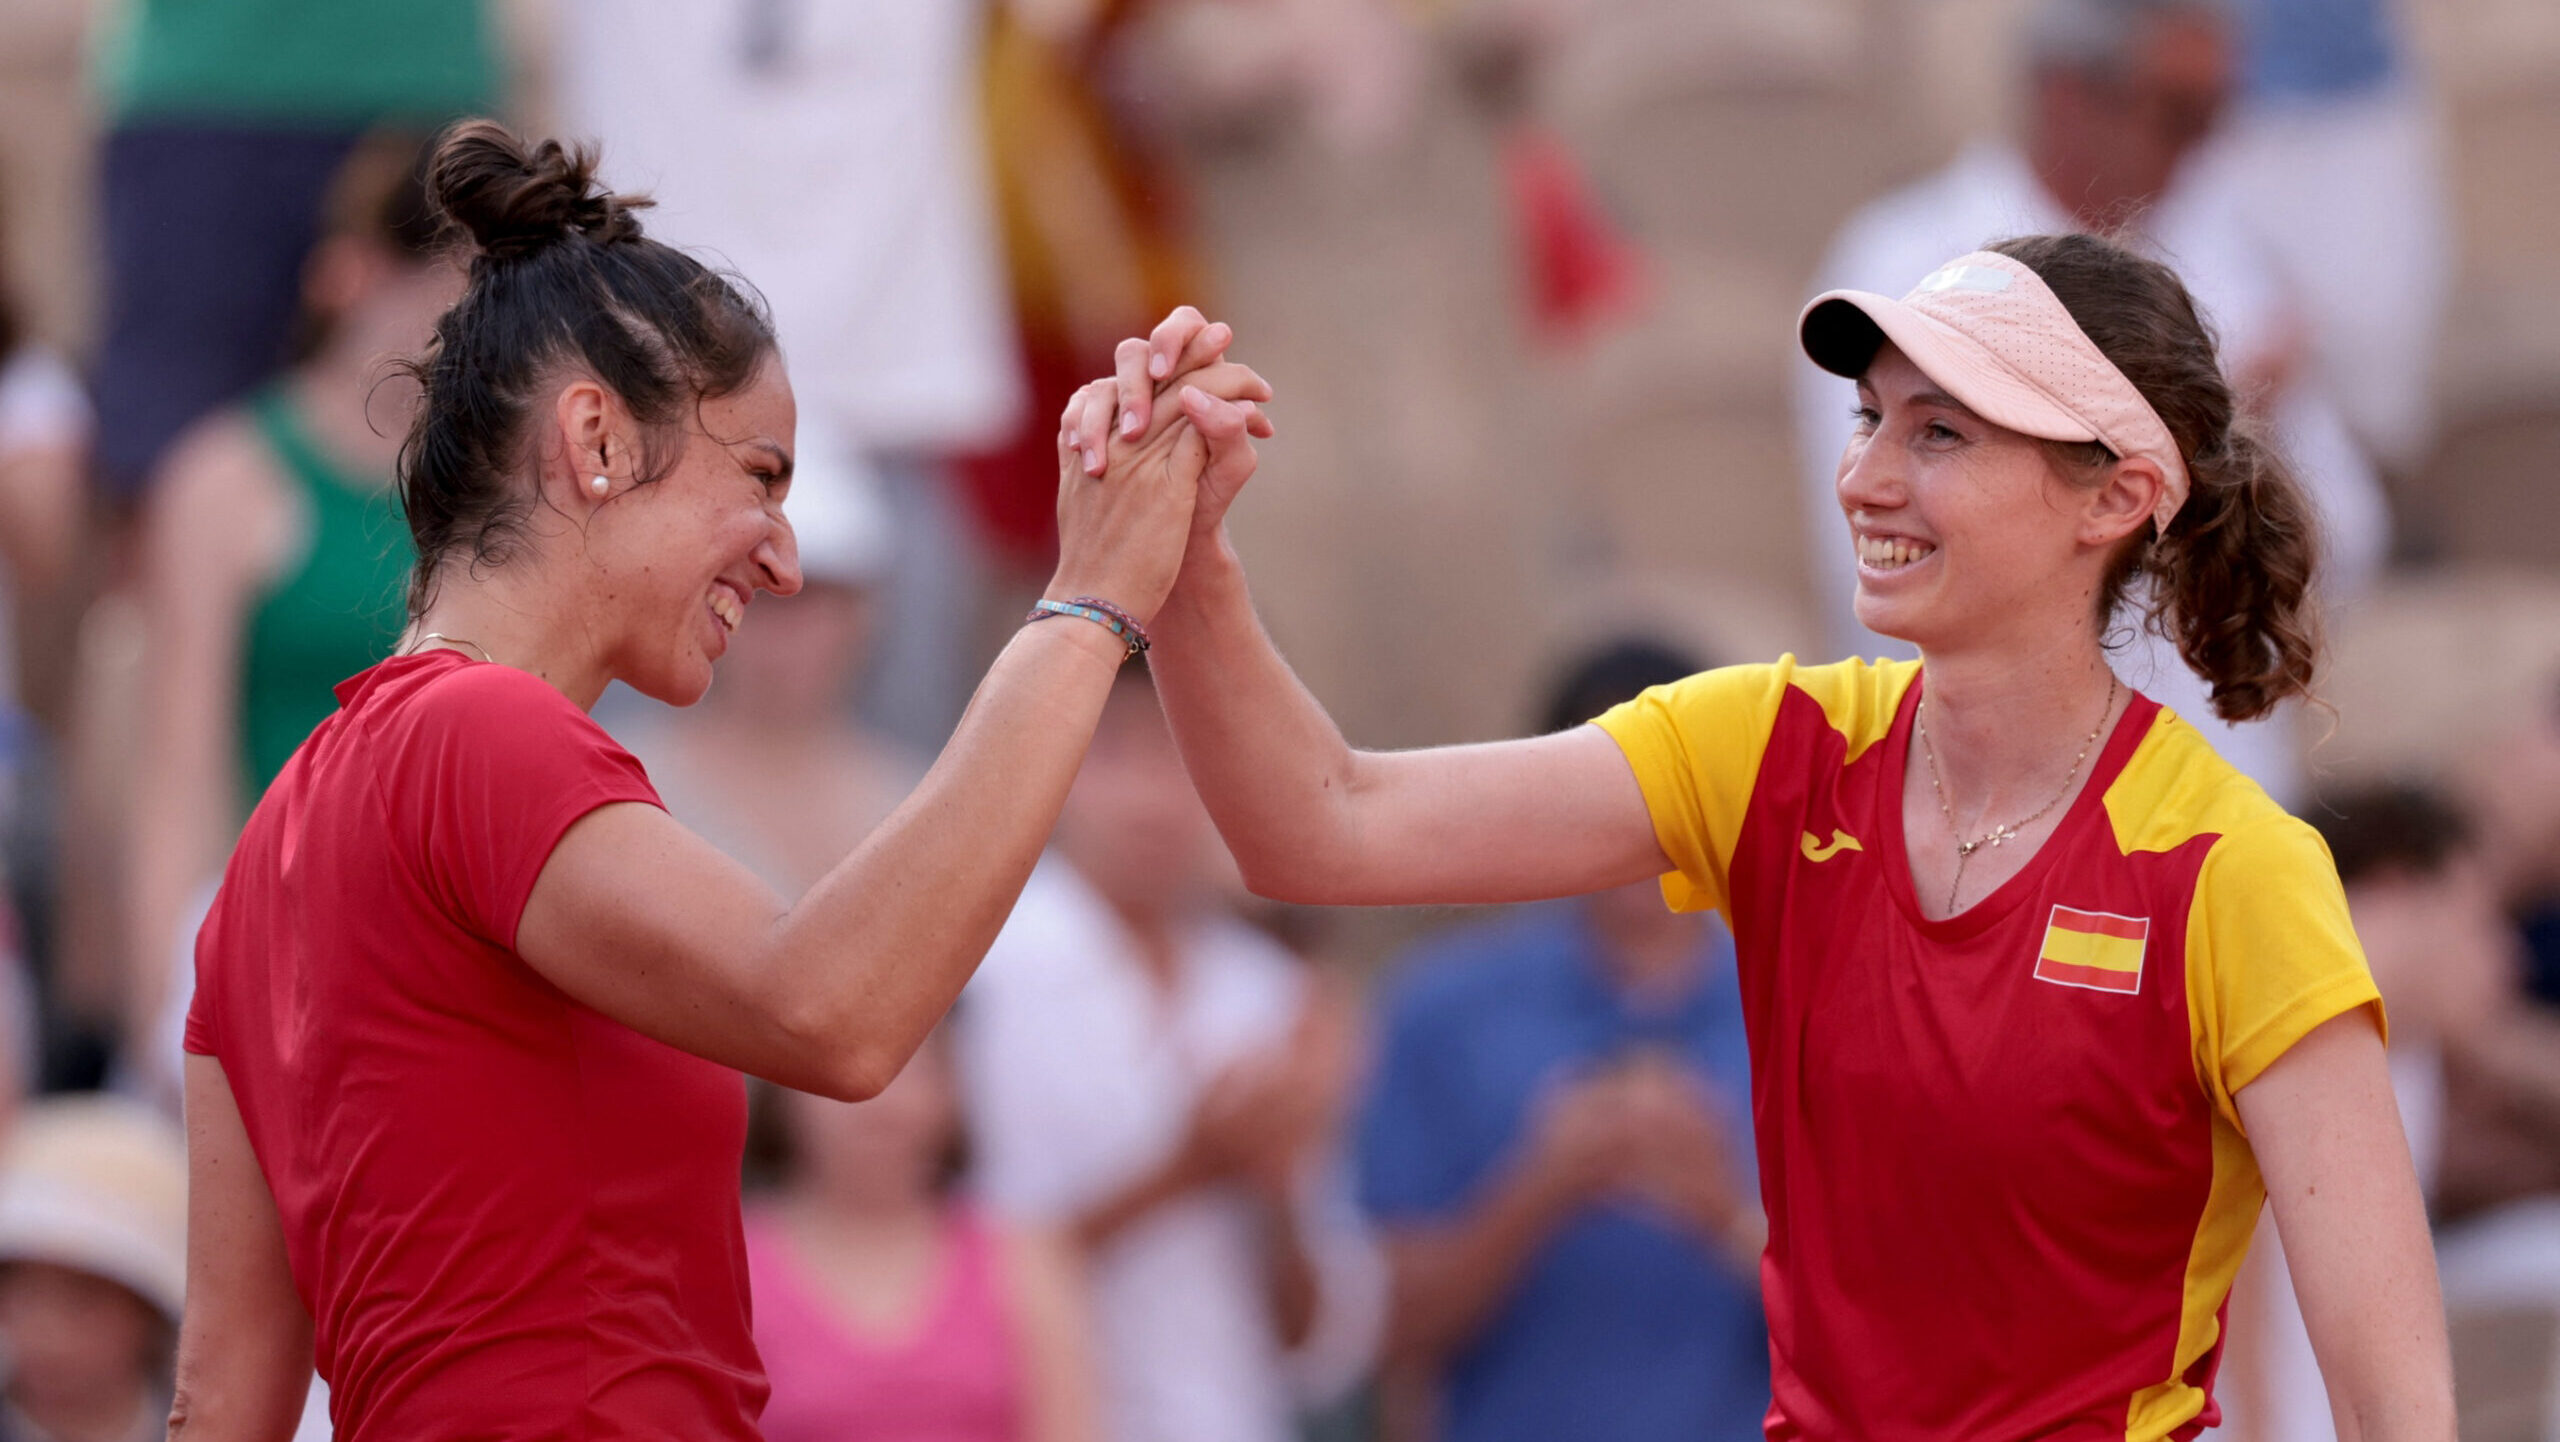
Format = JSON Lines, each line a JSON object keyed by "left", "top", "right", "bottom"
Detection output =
{"left": 1121, "top": 409, "right": 1140, "bottom": 437}
{"left": 1149, "top": 353, "right": 1170, "bottom": 379}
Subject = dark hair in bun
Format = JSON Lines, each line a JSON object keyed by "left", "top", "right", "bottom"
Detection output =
{"left": 395, "top": 119, "right": 775, "bottom": 615}
{"left": 430, "top": 122, "right": 646, "bottom": 260}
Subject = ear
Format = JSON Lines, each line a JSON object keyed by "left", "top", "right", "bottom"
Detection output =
{"left": 2080, "top": 454, "right": 2166, "bottom": 548}
{"left": 548, "top": 379, "right": 635, "bottom": 508}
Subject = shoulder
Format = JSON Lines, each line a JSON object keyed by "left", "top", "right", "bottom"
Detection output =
{"left": 141, "top": 409, "right": 292, "bottom": 587}
{"left": 2103, "top": 706, "right": 2304, "bottom": 862}
{"left": 1610, "top": 655, "right": 1917, "bottom": 752}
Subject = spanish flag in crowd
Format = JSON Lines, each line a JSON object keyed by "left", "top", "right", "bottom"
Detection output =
{"left": 2033, "top": 907, "right": 2149, "bottom": 994}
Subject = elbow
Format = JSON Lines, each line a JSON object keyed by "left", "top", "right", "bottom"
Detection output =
{"left": 1233, "top": 850, "right": 1358, "bottom": 907}
{"left": 771, "top": 994, "right": 899, "bottom": 1103}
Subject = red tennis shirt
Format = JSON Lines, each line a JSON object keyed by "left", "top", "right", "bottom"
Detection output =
{"left": 1596, "top": 657, "right": 2383, "bottom": 1442}
{"left": 186, "top": 651, "right": 766, "bottom": 1439}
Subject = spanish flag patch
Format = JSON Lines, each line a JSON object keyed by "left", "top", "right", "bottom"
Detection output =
{"left": 2033, "top": 906, "right": 2149, "bottom": 995}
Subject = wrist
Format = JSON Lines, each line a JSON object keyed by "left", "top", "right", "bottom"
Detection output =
{"left": 1163, "top": 530, "right": 1245, "bottom": 622}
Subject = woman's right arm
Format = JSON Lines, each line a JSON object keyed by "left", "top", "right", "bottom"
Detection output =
{"left": 171, "top": 1054, "right": 315, "bottom": 1442}
{"left": 514, "top": 366, "right": 1266, "bottom": 1102}
{"left": 1148, "top": 537, "right": 1666, "bottom": 906}
{"left": 1069, "top": 312, "right": 1668, "bottom": 907}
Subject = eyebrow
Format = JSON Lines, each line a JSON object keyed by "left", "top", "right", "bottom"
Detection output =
{"left": 1859, "top": 379, "right": 1985, "bottom": 425}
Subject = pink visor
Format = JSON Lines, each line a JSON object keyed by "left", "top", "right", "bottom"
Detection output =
{"left": 1799, "top": 249, "right": 2189, "bottom": 534}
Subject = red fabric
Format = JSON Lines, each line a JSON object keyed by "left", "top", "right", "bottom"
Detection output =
{"left": 1731, "top": 685, "right": 2221, "bottom": 1439}
{"left": 744, "top": 1205, "right": 1024, "bottom": 1442}
{"left": 1502, "top": 123, "right": 1648, "bottom": 346}
{"left": 187, "top": 651, "right": 766, "bottom": 1440}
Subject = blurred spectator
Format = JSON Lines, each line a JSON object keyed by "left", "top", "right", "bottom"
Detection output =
{"left": 955, "top": 669, "right": 1383, "bottom": 1442}
{"left": 560, "top": 0, "right": 1023, "bottom": 749}
{"left": 2196, "top": 0, "right": 2450, "bottom": 472}
{"left": 1791, "top": 0, "right": 2389, "bottom": 809}
{"left": 88, "top": 0, "right": 494, "bottom": 501}
{"left": 1356, "top": 638, "right": 1765, "bottom": 1442}
{"left": 2221, "top": 782, "right": 2515, "bottom": 1441}
{"left": 964, "top": 0, "right": 1201, "bottom": 570}
{"left": 125, "top": 134, "right": 450, "bottom": 1104}
{"left": 746, "top": 1032, "right": 1099, "bottom": 1442}
{"left": 615, "top": 426, "right": 925, "bottom": 893}
{"left": 0, "top": 1094, "right": 185, "bottom": 1442}
{"left": 0, "top": 189, "right": 90, "bottom": 626}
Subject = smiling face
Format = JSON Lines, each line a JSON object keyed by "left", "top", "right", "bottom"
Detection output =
{"left": 579, "top": 360, "right": 803, "bottom": 705}
{"left": 1838, "top": 343, "right": 2135, "bottom": 654}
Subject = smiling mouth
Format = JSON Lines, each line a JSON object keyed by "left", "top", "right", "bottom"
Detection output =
{"left": 708, "top": 588, "right": 744, "bottom": 633}
{"left": 1856, "top": 535, "right": 1937, "bottom": 571}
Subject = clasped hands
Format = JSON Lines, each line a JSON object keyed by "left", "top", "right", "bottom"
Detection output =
{"left": 1044, "top": 307, "right": 1272, "bottom": 626}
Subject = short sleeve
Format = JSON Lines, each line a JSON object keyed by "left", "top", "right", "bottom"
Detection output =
{"left": 2186, "top": 815, "right": 2387, "bottom": 1123}
{"left": 395, "top": 666, "right": 663, "bottom": 950}
{"left": 1591, "top": 664, "right": 1792, "bottom": 916}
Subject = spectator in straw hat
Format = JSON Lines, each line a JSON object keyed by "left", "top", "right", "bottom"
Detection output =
{"left": 0, "top": 1094, "right": 185, "bottom": 1442}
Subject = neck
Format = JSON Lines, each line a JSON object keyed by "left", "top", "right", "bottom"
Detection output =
{"left": 404, "top": 565, "right": 612, "bottom": 710}
{"left": 1916, "top": 629, "right": 2121, "bottom": 819}
{"left": 793, "top": 1177, "right": 941, "bottom": 1229}
{"left": 1076, "top": 862, "right": 1185, "bottom": 987}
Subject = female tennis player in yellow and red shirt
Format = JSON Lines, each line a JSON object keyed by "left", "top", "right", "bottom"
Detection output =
{"left": 1068, "top": 234, "right": 2454, "bottom": 1439}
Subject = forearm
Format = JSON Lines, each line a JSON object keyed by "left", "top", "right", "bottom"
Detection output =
{"left": 770, "top": 619, "right": 1130, "bottom": 1094}
{"left": 1148, "top": 535, "right": 1375, "bottom": 901}
{"left": 1380, "top": 1154, "right": 1581, "bottom": 1367}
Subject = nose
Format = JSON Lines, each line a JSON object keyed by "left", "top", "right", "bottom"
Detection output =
{"left": 1835, "top": 425, "right": 1905, "bottom": 518}
{"left": 756, "top": 512, "right": 803, "bottom": 598}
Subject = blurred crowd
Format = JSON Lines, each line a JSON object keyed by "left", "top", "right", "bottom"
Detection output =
{"left": 0, "top": 0, "right": 2555, "bottom": 1438}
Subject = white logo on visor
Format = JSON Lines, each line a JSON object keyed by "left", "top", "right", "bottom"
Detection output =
{"left": 1915, "top": 265, "right": 2014, "bottom": 295}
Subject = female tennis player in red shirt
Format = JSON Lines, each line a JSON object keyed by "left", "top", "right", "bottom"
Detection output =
{"left": 169, "top": 122, "right": 1270, "bottom": 1441}
{"left": 1073, "top": 233, "right": 2453, "bottom": 1438}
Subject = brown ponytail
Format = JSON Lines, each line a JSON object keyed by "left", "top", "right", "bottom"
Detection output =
{"left": 1987, "top": 233, "right": 2323, "bottom": 724}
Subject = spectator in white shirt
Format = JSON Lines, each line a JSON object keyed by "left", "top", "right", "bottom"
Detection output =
{"left": 955, "top": 668, "right": 1383, "bottom": 1442}
{"left": 1792, "top": 0, "right": 2389, "bottom": 808}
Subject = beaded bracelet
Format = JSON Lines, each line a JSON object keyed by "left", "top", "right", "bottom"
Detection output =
{"left": 1025, "top": 596, "right": 1151, "bottom": 660}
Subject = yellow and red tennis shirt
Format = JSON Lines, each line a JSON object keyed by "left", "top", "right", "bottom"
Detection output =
{"left": 1594, "top": 656, "right": 2383, "bottom": 1442}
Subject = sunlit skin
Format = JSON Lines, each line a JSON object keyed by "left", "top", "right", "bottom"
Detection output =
{"left": 404, "top": 359, "right": 803, "bottom": 709}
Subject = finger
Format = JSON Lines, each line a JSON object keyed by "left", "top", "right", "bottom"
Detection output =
{"left": 1239, "top": 399, "right": 1276, "bottom": 439}
{"left": 1166, "top": 358, "right": 1273, "bottom": 407}
{"left": 1168, "top": 319, "right": 1233, "bottom": 382}
{"left": 1113, "top": 337, "right": 1154, "bottom": 441}
{"left": 1179, "top": 385, "right": 1252, "bottom": 444}
{"left": 1147, "top": 305, "right": 1211, "bottom": 381}
{"left": 1075, "top": 380, "right": 1115, "bottom": 476}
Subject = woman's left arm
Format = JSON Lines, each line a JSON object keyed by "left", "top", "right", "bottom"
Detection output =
{"left": 2234, "top": 1011, "right": 2455, "bottom": 1441}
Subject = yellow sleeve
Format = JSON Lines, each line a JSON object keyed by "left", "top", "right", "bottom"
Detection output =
{"left": 1591, "top": 662, "right": 1793, "bottom": 917}
{"left": 2184, "top": 814, "right": 2388, "bottom": 1128}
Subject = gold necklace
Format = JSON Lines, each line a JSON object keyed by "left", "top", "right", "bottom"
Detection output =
{"left": 413, "top": 633, "right": 497, "bottom": 666}
{"left": 1916, "top": 673, "right": 2118, "bottom": 914}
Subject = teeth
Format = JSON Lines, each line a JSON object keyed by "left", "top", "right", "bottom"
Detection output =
{"left": 1856, "top": 535, "right": 1936, "bottom": 570}
{"left": 709, "top": 589, "right": 742, "bottom": 631}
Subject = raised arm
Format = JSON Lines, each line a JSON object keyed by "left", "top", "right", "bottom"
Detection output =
{"left": 514, "top": 363, "right": 1266, "bottom": 1102}
{"left": 1071, "top": 311, "right": 1669, "bottom": 907}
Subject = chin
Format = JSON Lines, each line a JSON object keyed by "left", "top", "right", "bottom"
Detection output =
{"left": 626, "top": 653, "right": 718, "bottom": 708}
{"left": 1851, "top": 589, "right": 1931, "bottom": 650}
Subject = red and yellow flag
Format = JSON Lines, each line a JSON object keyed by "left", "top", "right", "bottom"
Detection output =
{"left": 2033, "top": 906, "right": 2149, "bottom": 994}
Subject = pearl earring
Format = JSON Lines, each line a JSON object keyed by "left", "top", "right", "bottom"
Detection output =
{"left": 589, "top": 474, "right": 611, "bottom": 498}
